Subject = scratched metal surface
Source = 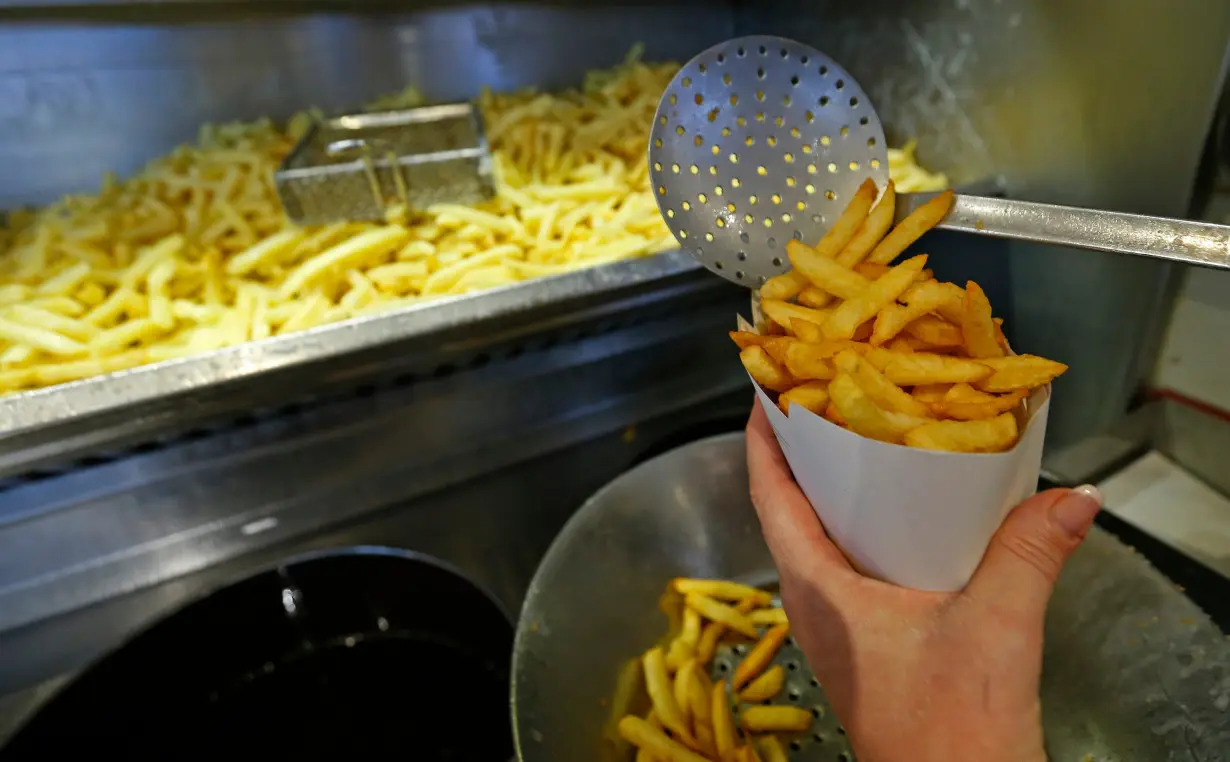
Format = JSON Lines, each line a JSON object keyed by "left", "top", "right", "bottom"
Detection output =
{"left": 737, "top": 0, "right": 1230, "bottom": 447}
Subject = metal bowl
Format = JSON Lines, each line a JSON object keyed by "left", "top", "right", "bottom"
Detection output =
{"left": 512, "top": 433, "right": 1230, "bottom": 761}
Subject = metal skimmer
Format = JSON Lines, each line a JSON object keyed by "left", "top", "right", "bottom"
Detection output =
{"left": 712, "top": 609, "right": 857, "bottom": 762}
{"left": 650, "top": 35, "right": 1230, "bottom": 287}
{"left": 276, "top": 103, "right": 495, "bottom": 226}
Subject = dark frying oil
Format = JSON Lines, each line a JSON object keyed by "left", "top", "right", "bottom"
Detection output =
{"left": 197, "top": 632, "right": 511, "bottom": 761}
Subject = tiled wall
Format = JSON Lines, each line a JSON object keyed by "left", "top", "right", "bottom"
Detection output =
{"left": 1154, "top": 267, "right": 1230, "bottom": 411}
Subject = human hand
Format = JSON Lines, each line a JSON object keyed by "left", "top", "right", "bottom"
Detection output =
{"left": 745, "top": 399, "right": 1102, "bottom": 762}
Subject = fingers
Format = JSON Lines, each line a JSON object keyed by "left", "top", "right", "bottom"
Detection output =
{"left": 965, "top": 485, "right": 1102, "bottom": 614}
{"left": 746, "top": 398, "right": 855, "bottom": 583}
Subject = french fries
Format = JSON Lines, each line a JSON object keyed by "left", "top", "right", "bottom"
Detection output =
{"left": 0, "top": 41, "right": 945, "bottom": 398}
{"left": 611, "top": 579, "right": 822, "bottom": 762}
{"left": 737, "top": 180, "right": 1068, "bottom": 452}
{"left": 740, "top": 706, "right": 814, "bottom": 733}
{"left": 739, "top": 665, "right": 786, "bottom": 703}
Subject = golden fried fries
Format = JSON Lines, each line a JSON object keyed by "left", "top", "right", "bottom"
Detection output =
{"left": 815, "top": 178, "right": 879, "bottom": 259}
{"left": 685, "top": 594, "right": 760, "bottom": 639}
{"left": 740, "top": 173, "right": 1069, "bottom": 453}
{"left": 748, "top": 608, "right": 789, "bottom": 626}
{"left": 961, "top": 281, "right": 1004, "bottom": 359}
{"left": 881, "top": 352, "right": 994, "bottom": 386}
{"left": 740, "top": 706, "right": 814, "bottom": 733}
{"left": 732, "top": 623, "right": 791, "bottom": 690}
{"left": 787, "top": 240, "right": 871, "bottom": 300}
{"left": 975, "top": 355, "right": 1069, "bottom": 393}
{"left": 903, "top": 412, "right": 1020, "bottom": 453}
{"left": 931, "top": 388, "right": 1029, "bottom": 421}
{"left": 836, "top": 181, "right": 897, "bottom": 268}
{"left": 739, "top": 665, "right": 786, "bottom": 703}
{"left": 866, "top": 189, "right": 955, "bottom": 265}
{"left": 712, "top": 680, "right": 738, "bottom": 760}
{"left": 673, "top": 579, "right": 773, "bottom": 606}
{"left": 756, "top": 736, "right": 790, "bottom": 762}
{"left": 760, "top": 300, "right": 833, "bottom": 335}
{"left": 643, "top": 647, "right": 697, "bottom": 747}
{"left": 739, "top": 346, "right": 794, "bottom": 393}
{"left": 619, "top": 716, "right": 711, "bottom": 762}
{"left": 836, "top": 350, "right": 933, "bottom": 419}
{"left": 823, "top": 255, "right": 928, "bottom": 340}
{"left": 829, "top": 373, "right": 928, "bottom": 443}
{"left": 777, "top": 381, "right": 830, "bottom": 416}
{"left": 610, "top": 580, "right": 821, "bottom": 762}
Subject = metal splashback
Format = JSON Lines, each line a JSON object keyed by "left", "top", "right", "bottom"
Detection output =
{"left": 736, "top": 0, "right": 1230, "bottom": 445}
{"left": 1, "top": 1, "right": 1228, "bottom": 451}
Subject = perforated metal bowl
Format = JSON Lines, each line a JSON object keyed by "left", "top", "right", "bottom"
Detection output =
{"left": 512, "top": 433, "right": 1230, "bottom": 762}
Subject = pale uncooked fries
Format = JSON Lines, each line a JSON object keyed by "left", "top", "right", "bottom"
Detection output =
{"left": 611, "top": 578, "right": 800, "bottom": 762}
{"left": 0, "top": 45, "right": 946, "bottom": 397}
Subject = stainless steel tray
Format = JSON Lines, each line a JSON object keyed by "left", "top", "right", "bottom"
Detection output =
{"left": 0, "top": 251, "right": 715, "bottom": 479}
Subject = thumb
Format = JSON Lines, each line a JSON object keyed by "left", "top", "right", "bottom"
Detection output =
{"left": 966, "top": 485, "right": 1103, "bottom": 613}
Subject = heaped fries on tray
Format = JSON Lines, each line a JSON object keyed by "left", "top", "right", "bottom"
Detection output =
{"left": 611, "top": 578, "right": 801, "bottom": 762}
{"left": 734, "top": 178, "right": 1068, "bottom": 454}
{"left": 0, "top": 45, "right": 946, "bottom": 398}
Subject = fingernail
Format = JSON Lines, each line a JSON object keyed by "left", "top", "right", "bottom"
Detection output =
{"left": 1052, "top": 484, "right": 1103, "bottom": 537}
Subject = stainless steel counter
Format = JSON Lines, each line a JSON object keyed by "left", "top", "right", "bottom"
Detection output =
{"left": 0, "top": 357, "right": 754, "bottom": 746}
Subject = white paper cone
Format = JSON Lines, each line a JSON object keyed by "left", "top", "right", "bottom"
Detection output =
{"left": 741, "top": 314, "right": 1052, "bottom": 592}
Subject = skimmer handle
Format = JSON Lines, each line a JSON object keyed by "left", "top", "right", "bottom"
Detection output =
{"left": 904, "top": 193, "right": 1230, "bottom": 270}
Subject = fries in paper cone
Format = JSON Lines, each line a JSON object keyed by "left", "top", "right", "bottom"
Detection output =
{"left": 732, "top": 180, "right": 1068, "bottom": 591}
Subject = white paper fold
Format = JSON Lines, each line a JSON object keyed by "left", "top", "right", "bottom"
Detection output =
{"left": 742, "top": 314, "right": 1051, "bottom": 592}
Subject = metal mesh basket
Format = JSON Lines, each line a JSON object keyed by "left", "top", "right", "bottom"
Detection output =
{"left": 275, "top": 103, "right": 495, "bottom": 225}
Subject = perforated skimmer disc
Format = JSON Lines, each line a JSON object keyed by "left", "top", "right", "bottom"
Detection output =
{"left": 713, "top": 632, "right": 856, "bottom": 761}
{"left": 649, "top": 36, "right": 889, "bottom": 287}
